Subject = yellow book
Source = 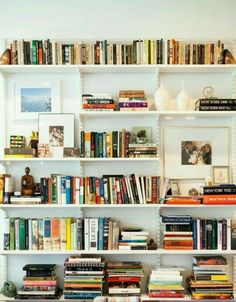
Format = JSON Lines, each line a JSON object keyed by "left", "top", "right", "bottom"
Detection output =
{"left": 211, "top": 275, "right": 228, "bottom": 281}
{"left": 4, "top": 154, "right": 34, "bottom": 158}
{"left": 148, "top": 285, "right": 184, "bottom": 290}
{"left": 150, "top": 40, "right": 154, "bottom": 64}
{"left": 109, "top": 132, "right": 113, "bottom": 158}
{"left": 66, "top": 218, "right": 71, "bottom": 250}
{"left": 145, "top": 40, "right": 149, "bottom": 64}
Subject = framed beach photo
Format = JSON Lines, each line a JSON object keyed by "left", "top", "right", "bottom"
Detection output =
{"left": 39, "top": 113, "right": 74, "bottom": 158}
{"left": 14, "top": 80, "right": 60, "bottom": 119}
{"left": 212, "top": 166, "right": 230, "bottom": 185}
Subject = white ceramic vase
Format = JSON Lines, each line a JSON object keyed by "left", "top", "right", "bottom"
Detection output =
{"left": 176, "top": 82, "right": 190, "bottom": 111}
{"left": 154, "top": 81, "right": 170, "bottom": 111}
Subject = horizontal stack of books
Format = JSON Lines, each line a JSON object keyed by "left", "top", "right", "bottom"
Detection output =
{"left": 64, "top": 256, "right": 105, "bottom": 300}
{"left": 82, "top": 94, "right": 116, "bottom": 111}
{"left": 195, "top": 98, "right": 236, "bottom": 112}
{"left": 15, "top": 264, "right": 62, "bottom": 299}
{"left": 161, "top": 215, "right": 193, "bottom": 250}
{"left": 38, "top": 174, "right": 160, "bottom": 205}
{"left": 163, "top": 195, "right": 202, "bottom": 205}
{"left": 118, "top": 90, "right": 149, "bottom": 112}
{"left": 8, "top": 39, "right": 164, "bottom": 65}
{"left": 187, "top": 256, "right": 234, "bottom": 299}
{"left": 119, "top": 228, "right": 149, "bottom": 250}
{"left": 148, "top": 267, "right": 185, "bottom": 298}
{"left": 128, "top": 143, "right": 157, "bottom": 158}
{"left": 106, "top": 262, "right": 144, "bottom": 296}
{"left": 203, "top": 185, "right": 236, "bottom": 204}
{"left": 167, "top": 39, "right": 224, "bottom": 64}
{"left": 9, "top": 196, "right": 42, "bottom": 204}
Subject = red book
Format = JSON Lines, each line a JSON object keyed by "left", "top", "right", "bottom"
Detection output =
{"left": 95, "top": 177, "right": 100, "bottom": 204}
{"left": 203, "top": 194, "right": 236, "bottom": 204}
{"left": 108, "top": 276, "right": 140, "bottom": 282}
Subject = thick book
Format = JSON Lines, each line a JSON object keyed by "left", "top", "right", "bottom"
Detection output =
{"left": 203, "top": 194, "right": 236, "bottom": 204}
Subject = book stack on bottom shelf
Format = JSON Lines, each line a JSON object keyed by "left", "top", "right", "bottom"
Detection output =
{"left": 187, "top": 255, "right": 234, "bottom": 300}
{"left": 106, "top": 262, "right": 144, "bottom": 296}
{"left": 15, "top": 264, "right": 62, "bottom": 299}
{"left": 148, "top": 267, "right": 185, "bottom": 298}
{"left": 63, "top": 255, "right": 105, "bottom": 300}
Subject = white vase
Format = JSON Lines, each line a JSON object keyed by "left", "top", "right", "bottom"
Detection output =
{"left": 176, "top": 83, "right": 190, "bottom": 111}
{"left": 154, "top": 81, "right": 170, "bottom": 111}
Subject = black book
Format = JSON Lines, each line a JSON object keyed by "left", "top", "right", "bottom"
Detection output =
{"left": 80, "top": 131, "right": 85, "bottom": 158}
{"left": 204, "top": 186, "right": 236, "bottom": 195}
{"left": 112, "top": 131, "right": 118, "bottom": 158}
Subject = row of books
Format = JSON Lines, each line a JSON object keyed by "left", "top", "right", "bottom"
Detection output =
{"left": 39, "top": 174, "right": 160, "bottom": 205}
{"left": 80, "top": 130, "right": 157, "bottom": 158}
{"left": 161, "top": 215, "right": 236, "bottom": 250}
{"left": 3, "top": 216, "right": 149, "bottom": 251}
{"left": 167, "top": 39, "right": 225, "bottom": 65}
{"left": 7, "top": 39, "right": 229, "bottom": 65}
{"left": 8, "top": 39, "right": 164, "bottom": 65}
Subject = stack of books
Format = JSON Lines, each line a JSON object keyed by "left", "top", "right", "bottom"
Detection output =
{"left": 118, "top": 90, "right": 149, "bottom": 112}
{"left": 119, "top": 228, "right": 149, "bottom": 250}
{"left": 64, "top": 255, "right": 105, "bottom": 300}
{"left": 9, "top": 195, "right": 42, "bottom": 204}
{"left": 4, "top": 147, "right": 35, "bottom": 158}
{"left": 161, "top": 215, "right": 193, "bottom": 250}
{"left": 163, "top": 195, "right": 202, "bottom": 205}
{"left": 203, "top": 185, "right": 236, "bottom": 204}
{"left": 106, "top": 262, "right": 144, "bottom": 296}
{"left": 16, "top": 264, "right": 61, "bottom": 299}
{"left": 195, "top": 98, "right": 236, "bottom": 112}
{"left": 128, "top": 143, "right": 157, "bottom": 158}
{"left": 148, "top": 267, "right": 185, "bottom": 298}
{"left": 82, "top": 94, "right": 116, "bottom": 111}
{"left": 187, "top": 256, "right": 234, "bottom": 300}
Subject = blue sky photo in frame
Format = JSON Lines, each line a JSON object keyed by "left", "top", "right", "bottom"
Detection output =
{"left": 21, "top": 87, "right": 52, "bottom": 113}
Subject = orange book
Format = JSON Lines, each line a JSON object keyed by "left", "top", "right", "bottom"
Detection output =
{"left": 51, "top": 218, "right": 60, "bottom": 251}
{"left": 64, "top": 283, "right": 102, "bottom": 289}
{"left": 203, "top": 194, "right": 236, "bottom": 204}
{"left": 165, "top": 199, "right": 201, "bottom": 205}
{"left": 164, "top": 246, "right": 193, "bottom": 250}
{"left": 164, "top": 240, "right": 193, "bottom": 246}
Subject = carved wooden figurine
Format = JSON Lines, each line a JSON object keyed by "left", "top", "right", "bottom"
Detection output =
{"left": 21, "top": 167, "right": 34, "bottom": 196}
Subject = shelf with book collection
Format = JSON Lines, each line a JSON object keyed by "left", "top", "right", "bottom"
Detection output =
{"left": 1, "top": 37, "right": 236, "bottom": 301}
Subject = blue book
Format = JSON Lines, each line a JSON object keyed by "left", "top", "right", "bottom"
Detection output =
{"left": 99, "top": 178, "right": 104, "bottom": 203}
{"left": 66, "top": 175, "right": 71, "bottom": 204}
{"left": 61, "top": 176, "right": 66, "bottom": 204}
{"left": 98, "top": 132, "right": 103, "bottom": 158}
{"left": 192, "top": 218, "right": 197, "bottom": 249}
{"left": 98, "top": 217, "right": 104, "bottom": 250}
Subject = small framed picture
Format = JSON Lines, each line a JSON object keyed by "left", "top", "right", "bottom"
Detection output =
{"left": 14, "top": 80, "right": 60, "bottom": 120}
{"left": 39, "top": 113, "right": 74, "bottom": 158}
{"left": 170, "top": 180, "right": 180, "bottom": 195}
{"left": 63, "top": 147, "right": 79, "bottom": 158}
{"left": 212, "top": 166, "right": 230, "bottom": 185}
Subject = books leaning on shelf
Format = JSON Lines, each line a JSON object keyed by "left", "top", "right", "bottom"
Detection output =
{"left": 82, "top": 94, "right": 116, "bottom": 111}
{"left": 15, "top": 264, "right": 62, "bottom": 300}
{"left": 148, "top": 266, "right": 185, "bottom": 298}
{"left": 38, "top": 174, "right": 160, "bottom": 205}
{"left": 64, "top": 255, "right": 105, "bottom": 300}
{"left": 195, "top": 98, "right": 236, "bottom": 111}
{"left": 118, "top": 90, "right": 149, "bottom": 112}
{"left": 161, "top": 215, "right": 235, "bottom": 250}
{"left": 187, "top": 256, "right": 234, "bottom": 300}
{"left": 3, "top": 216, "right": 148, "bottom": 251}
{"left": 106, "top": 261, "right": 144, "bottom": 296}
{"left": 7, "top": 39, "right": 164, "bottom": 65}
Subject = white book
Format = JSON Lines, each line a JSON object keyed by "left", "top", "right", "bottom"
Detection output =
{"left": 197, "top": 218, "right": 201, "bottom": 250}
{"left": 28, "top": 219, "right": 32, "bottom": 250}
{"left": 89, "top": 218, "right": 98, "bottom": 251}
{"left": 15, "top": 218, "right": 19, "bottom": 250}
{"left": 125, "top": 176, "right": 133, "bottom": 204}
{"left": 218, "top": 220, "right": 222, "bottom": 250}
{"left": 227, "top": 218, "right": 231, "bottom": 250}
{"left": 56, "top": 174, "right": 61, "bottom": 204}
{"left": 75, "top": 177, "right": 80, "bottom": 205}
{"left": 145, "top": 176, "right": 152, "bottom": 203}
{"left": 121, "top": 231, "right": 149, "bottom": 236}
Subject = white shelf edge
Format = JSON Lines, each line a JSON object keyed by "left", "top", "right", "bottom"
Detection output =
{"left": 0, "top": 250, "right": 158, "bottom": 255}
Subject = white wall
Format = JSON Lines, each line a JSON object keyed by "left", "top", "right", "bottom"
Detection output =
{"left": 0, "top": 0, "right": 236, "bottom": 40}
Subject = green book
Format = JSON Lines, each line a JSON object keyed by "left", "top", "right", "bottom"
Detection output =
{"left": 9, "top": 218, "right": 15, "bottom": 250}
{"left": 32, "top": 40, "right": 37, "bottom": 65}
{"left": 212, "top": 219, "right": 218, "bottom": 249}
{"left": 51, "top": 174, "right": 58, "bottom": 204}
{"left": 19, "top": 218, "right": 26, "bottom": 250}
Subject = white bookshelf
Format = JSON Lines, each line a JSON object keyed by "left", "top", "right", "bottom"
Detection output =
{"left": 1, "top": 60, "right": 236, "bottom": 300}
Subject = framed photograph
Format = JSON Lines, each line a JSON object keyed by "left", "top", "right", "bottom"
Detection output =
{"left": 63, "top": 147, "right": 79, "bottom": 158}
{"left": 39, "top": 113, "right": 74, "bottom": 158}
{"left": 212, "top": 166, "right": 230, "bottom": 185}
{"left": 131, "top": 127, "right": 152, "bottom": 144}
{"left": 163, "top": 126, "right": 230, "bottom": 178}
{"left": 170, "top": 181, "right": 180, "bottom": 195}
{"left": 14, "top": 80, "right": 60, "bottom": 119}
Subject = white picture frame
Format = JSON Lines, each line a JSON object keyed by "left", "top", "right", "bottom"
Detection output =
{"left": 163, "top": 126, "right": 230, "bottom": 179}
{"left": 212, "top": 166, "right": 230, "bottom": 185}
{"left": 14, "top": 80, "right": 60, "bottom": 120}
{"left": 39, "top": 113, "right": 74, "bottom": 158}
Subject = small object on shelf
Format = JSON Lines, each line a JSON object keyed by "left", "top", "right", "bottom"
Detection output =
{"left": 154, "top": 80, "right": 169, "bottom": 111}
{"left": 0, "top": 48, "right": 11, "bottom": 65}
{"left": 132, "top": 127, "right": 152, "bottom": 144}
{"left": 38, "top": 143, "right": 50, "bottom": 158}
{"left": 21, "top": 167, "right": 35, "bottom": 196}
{"left": 203, "top": 86, "right": 215, "bottom": 99}
{"left": 63, "top": 147, "right": 79, "bottom": 158}
{"left": 223, "top": 49, "right": 236, "bottom": 64}
{"left": 188, "top": 188, "right": 199, "bottom": 196}
{"left": 1, "top": 281, "right": 17, "bottom": 298}
{"left": 3, "top": 176, "right": 14, "bottom": 204}
{"left": 28, "top": 131, "right": 38, "bottom": 157}
{"left": 10, "top": 135, "right": 25, "bottom": 148}
{"left": 147, "top": 239, "right": 157, "bottom": 250}
{"left": 176, "top": 82, "right": 190, "bottom": 111}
